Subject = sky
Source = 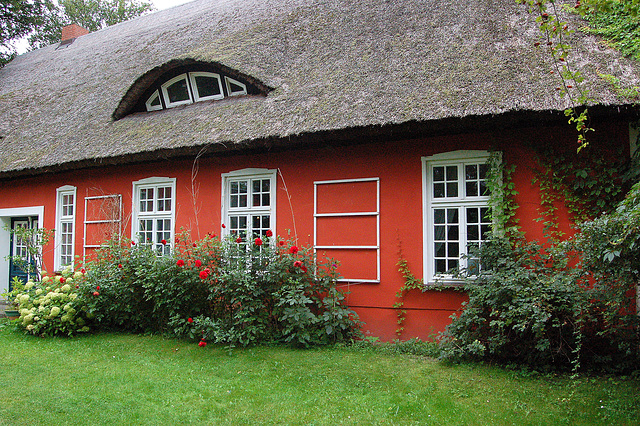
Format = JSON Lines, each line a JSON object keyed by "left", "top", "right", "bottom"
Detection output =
{"left": 152, "top": 0, "right": 194, "bottom": 10}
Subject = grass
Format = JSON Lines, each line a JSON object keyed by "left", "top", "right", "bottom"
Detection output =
{"left": 0, "top": 322, "right": 638, "bottom": 425}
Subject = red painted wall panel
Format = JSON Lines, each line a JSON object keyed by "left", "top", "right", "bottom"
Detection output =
{"left": 0, "top": 121, "right": 631, "bottom": 341}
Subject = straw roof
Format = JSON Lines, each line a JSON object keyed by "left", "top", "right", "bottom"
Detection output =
{"left": 0, "top": 0, "right": 638, "bottom": 178}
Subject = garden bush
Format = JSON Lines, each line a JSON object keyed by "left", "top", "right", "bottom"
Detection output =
{"left": 9, "top": 267, "right": 92, "bottom": 337}
{"left": 71, "top": 231, "right": 361, "bottom": 346}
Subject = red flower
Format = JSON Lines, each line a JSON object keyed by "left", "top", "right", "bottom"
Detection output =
{"left": 301, "top": 265, "right": 308, "bottom": 273}
{"left": 93, "top": 291, "right": 100, "bottom": 296}
{"left": 176, "top": 259, "right": 185, "bottom": 267}
{"left": 118, "top": 264, "right": 123, "bottom": 269}
{"left": 198, "top": 340, "right": 207, "bottom": 347}
{"left": 96, "top": 286, "right": 100, "bottom": 290}
{"left": 236, "top": 237, "right": 242, "bottom": 243}
{"left": 60, "top": 277, "right": 66, "bottom": 283}
{"left": 199, "top": 270, "right": 209, "bottom": 280}
{"left": 293, "top": 260, "right": 302, "bottom": 268}
{"left": 195, "top": 260, "right": 202, "bottom": 268}
{"left": 265, "top": 230, "right": 273, "bottom": 237}
{"left": 289, "top": 246, "right": 299, "bottom": 254}
{"left": 221, "top": 223, "right": 226, "bottom": 228}
{"left": 81, "top": 268, "right": 86, "bottom": 274}
{"left": 204, "top": 268, "right": 211, "bottom": 274}
{"left": 279, "top": 241, "right": 285, "bottom": 246}
{"left": 187, "top": 318, "right": 193, "bottom": 323}
{"left": 255, "top": 237, "right": 263, "bottom": 246}
{"left": 193, "top": 243, "right": 197, "bottom": 247}
{"left": 161, "top": 239, "right": 167, "bottom": 245}
{"left": 131, "top": 241, "right": 136, "bottom": 246}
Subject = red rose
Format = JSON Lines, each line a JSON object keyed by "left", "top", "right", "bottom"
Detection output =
{"left": 60, "top": 277, "right": 66, "bottom": 283}
{"left": 96, "top": 286, "right": 100, "bottom": 290}
{"left": 81, "top": 268, "right": 86, "bottom": 274}
{"left": 198, "top": 341, "right": 207, "bottom": 347}
{"left": 193, "top": 243, "right": 197, "bottom": 247}
{"left": 131, "top": 241, "right": 136, "bottom": 246}
{"left": 118, "top": 264, "right": 123, "bottom": 269}
{"left": 236, "top": 237, "right": 242, "bottom": 243}
{"left": 161, "top": 239, "right": 167, "bottom": 245}
{"left": 301, "top": 265, "right": 308, "bottom": 273}
{"left": 195, "top": 260, "right": 202, "bottom": 268}
{"left": 266, "top": 230, "right": 273, "bottom": 237}
{"left": 279, "top": 241, "right": 285, "bottom": 246}
{"left": 255, "top": 237, "right": 263, "bottom": 246}
{"left": 93, "top": 291, "right": 100, "bottom": 296}
{"left": 204, "top": 268, "right": 211, "bottom": 274}
{"left": 176, "top": 259, "right": 185, "bottom": 267}
{"left": 221, "top": 223, "right": 226, "bottom": 228}
{"left": 293, "top": 260, "right": 302, "bottom": 268}
{"left": 199, "top": 270, "right": 209, "bottom": 280}
{"left": 289, "top": 246, "right": 299, "bottom": 254}
{"left": 187, "top": 318, "right": 193, "bottom": 323}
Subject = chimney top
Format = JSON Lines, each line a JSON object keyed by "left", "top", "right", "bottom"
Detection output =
{"left": 61, "top": 24, "right": 89, "bottom": 42}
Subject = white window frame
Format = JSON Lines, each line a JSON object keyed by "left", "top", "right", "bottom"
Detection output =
{"left": 145, "top": 90, "right": 163, "bottom": 112}
{"left": 221, "top": 168, "right": 277, "bottom": 240}
{"left": 55, "top": 185, "right": 77, "bottom": 271}
{"left": 160, "top": 74, "right": 193, "bottom": 108}
{"left": 190, "top": 72, "right": 224, "bottom": 102}
{"left": 132, "top": 177, "right": 176, "bottom": 256}
{"left": 422, "top": 150, "right": 494, "bottom": 284}
{"left": 224, "top": 76, "right": 248, "bottom": 96}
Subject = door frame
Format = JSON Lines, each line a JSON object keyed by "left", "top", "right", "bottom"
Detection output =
{"left": 0, "top": 206, "right": 44, "bottom": 298}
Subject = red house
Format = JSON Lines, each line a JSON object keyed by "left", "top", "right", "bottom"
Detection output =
{"left": 1, "top": 0, "right": 638, "bottom": 340}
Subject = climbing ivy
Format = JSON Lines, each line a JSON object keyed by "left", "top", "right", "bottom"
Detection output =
{"left": 533, "top": 143, "right": 635, "bottom": 237}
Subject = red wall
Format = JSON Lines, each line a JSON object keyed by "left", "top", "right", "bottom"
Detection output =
{"left": 0, "top": 121, "right": 630, "bottom": 341}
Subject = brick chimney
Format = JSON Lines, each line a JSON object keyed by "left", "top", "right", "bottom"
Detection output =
{"left": 61, "top": 24, "right": 89, "bottom": 42}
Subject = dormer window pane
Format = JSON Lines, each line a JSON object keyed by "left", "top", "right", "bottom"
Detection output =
{"left": 145, "top": 90, "right": 162, "bottom": 112}
{"left": 166, "top": 78, "right": 189, "bottom": 103}
{"left": 225, "top": 76, "right": 247, "bottom": 96}
{"left": 161, "top": 74, "right": 193, "bottom": 108}
{"left": 191, "top": 72, "right": 223, "bottom": 101}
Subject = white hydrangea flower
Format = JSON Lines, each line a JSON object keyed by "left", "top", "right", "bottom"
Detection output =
{"left": 61, "top": 284, "right": 71, "bottom": 293}
{"left": 35, "top": 289, "right": 43, "bottom": 295}
{"left": 24, "top": 281, "right": 34, "bottom": 290}
{"left": 50, "top": 306, "right": 61, "bottom": 317}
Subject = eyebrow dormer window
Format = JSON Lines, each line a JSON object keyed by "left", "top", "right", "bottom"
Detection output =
{"left": 148, "top": 72, "right": 235, "bottom": 112}
{"left": 113, "top": 60, "right": 273, "bottom": 120}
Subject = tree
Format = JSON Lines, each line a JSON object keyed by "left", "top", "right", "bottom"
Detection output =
{"left": 0, "top": 0, "right": 53, "bottom": 66}
{"left": 28, "top": 0, "right": 154, "bottom": 49}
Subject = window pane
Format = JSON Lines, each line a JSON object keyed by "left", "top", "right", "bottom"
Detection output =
{"left": 467, "top": 208, "right": 479, "bottom": 224}
{"left": 166, "top": 77, "right": 190, "bottom": 103}
{"left": 466, "top": 181, "right": 478, "bottom": 197}
{"left": 434, "top": 225, "right": 445, "bottom": 241}
{"left": 433, "top": 183, "right": 445, "bottom": 198}
{"left": 194, "top": 75, "right": 221, "bottom": 98}
{"left": 434, "top": 209, "right": 445, "bottom": 224}
{"left": 447, "top": 208, "right": 458, "bottom": 223}
{"left": 446, "top": 166, "right": 457, "bottom": 181}
{"left": 446, "top": 182, "right": 458, "bottom": 197}
{"left": 433, "top": 166, "right": 444, "bottom": 182}
{"left": 435, "top": 242, "right": 445, "bottom": 257}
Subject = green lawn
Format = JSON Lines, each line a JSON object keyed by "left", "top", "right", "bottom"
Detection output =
{"left": 0, "top": 322, "right": 638, "bottom": 425}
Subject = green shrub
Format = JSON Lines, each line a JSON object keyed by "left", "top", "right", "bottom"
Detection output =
{"left": 439, "top": 233, "right": 640, "bottom": 372}
{"left": 10, "top": 267, "right": 92, "bottom": 337}
{"left": 176, "top": 234, "right": 361, "bottom": 347}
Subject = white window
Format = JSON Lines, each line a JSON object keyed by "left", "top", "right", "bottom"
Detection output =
{"left": 55, "top": 185, "right": 77, "bottom": 270}
{"left": 422, "top": 151, "right": 494, "bottom": 283}
{"left": 161, "top": 74, "right": 193, "bottom": 108}
{"left": 132, "top": 177, "right": 176, "bottom": 256}
{"left": 145, "top": 90, "right": 162, "bottom": 111}
{"left": 224, "top": 76, "right": 247, "bottom": 96}
{"left": 221, "top": 169, "right": 276, "bottom": 240}
{"left": 190, "top": 72, "right": 224, "bottom": 102}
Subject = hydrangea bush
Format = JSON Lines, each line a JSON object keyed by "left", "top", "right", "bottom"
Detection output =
{"left": 10, "top": 267, "right": 92, "bottom": 337}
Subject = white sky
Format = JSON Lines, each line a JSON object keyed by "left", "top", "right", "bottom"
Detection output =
{"left": 152, "top": 0, "right": 194, "bottom": 10}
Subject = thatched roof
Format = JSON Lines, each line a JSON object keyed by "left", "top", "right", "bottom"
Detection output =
{"left": 0, "top": 0, "right": 639, "bottom": 178}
